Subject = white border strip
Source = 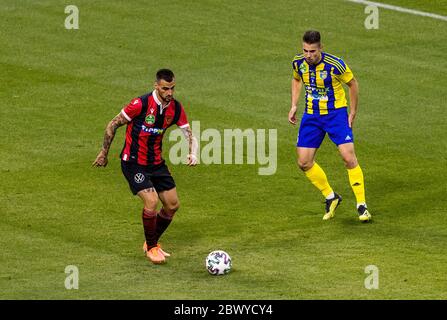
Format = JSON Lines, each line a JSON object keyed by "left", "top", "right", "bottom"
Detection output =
{"left": 121, "top": 109, "right": 132, "bottom": 121}
{"left": 346, "top": 0, "right": 447, "bottom": 21}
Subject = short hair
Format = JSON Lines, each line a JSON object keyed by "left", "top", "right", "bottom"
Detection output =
{"left": 302, "top": 30, "right": 321, "bottom": 44}
{"left": 156, "top": 69, "right": 175, "bottom": 82}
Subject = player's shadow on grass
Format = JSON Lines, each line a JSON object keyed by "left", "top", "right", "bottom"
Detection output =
{"left": 339, "top": 214, "right": 376, "bottom": 227}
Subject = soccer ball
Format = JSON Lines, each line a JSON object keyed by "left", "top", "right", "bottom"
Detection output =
{"left": 205, "top": 250, "right": 232, "bottom": 275}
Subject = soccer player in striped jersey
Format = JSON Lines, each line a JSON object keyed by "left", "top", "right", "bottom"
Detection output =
{"left": 288, "top": 30, "right": 371, "bottom": 222}
{"left": 93, "top": 69, "right": 199, "bottom": 264}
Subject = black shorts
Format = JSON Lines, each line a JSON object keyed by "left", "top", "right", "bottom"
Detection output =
{"left": 121, "top": 160, "right": 176, "bottom": 195}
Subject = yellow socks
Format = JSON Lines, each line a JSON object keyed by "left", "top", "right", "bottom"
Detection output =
{"left": 347, "top": 165, "right": 366, "bottom": 206}
{"left": 305, "top": 163, "right": 367, "bottom": 208}
{"left": 304, "top": 163, "right": 334, "bottom": 198}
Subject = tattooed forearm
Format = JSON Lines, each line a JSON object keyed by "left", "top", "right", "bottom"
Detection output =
{"left": 186, "top": 126, "right": 193, "bottom": 154}
{"left": 181, "top": 126, "right": 198, "bottom": 156}
{"left": 93, "top": 112, "right": 128, "bottom": 167}
{"left": 180, "top": 126, "right": 198, "bottom": 165}
{"left": 101, "top": 113, "right": 128, "bottom": 155}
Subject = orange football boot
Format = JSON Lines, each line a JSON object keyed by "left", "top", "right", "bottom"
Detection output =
{"left": 146, "top": 246, "right": 166, "bottom": 264}
{"left": 143, "top": 242, "right": 171, "bottom": 257}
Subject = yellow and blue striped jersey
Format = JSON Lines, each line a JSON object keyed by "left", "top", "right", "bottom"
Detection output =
{"left": 292, "top": 52, "right": 354, "bottom": 115}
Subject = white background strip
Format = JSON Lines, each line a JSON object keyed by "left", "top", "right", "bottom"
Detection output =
{"left": 346, "top": 0, "right": 447, "bottom": 21}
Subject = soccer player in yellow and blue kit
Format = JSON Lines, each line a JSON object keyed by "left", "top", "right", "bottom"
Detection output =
{"left": 288, "top": 30, "right": 371, "bottom": 222}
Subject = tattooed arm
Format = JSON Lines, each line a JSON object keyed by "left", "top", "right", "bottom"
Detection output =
{"left": 92, "top": 112, "right": 129, "bottom": 167}
{"left": 180, "top": 125, "right": 198, "bottom": 166}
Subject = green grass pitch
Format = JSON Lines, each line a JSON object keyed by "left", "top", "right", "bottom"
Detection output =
{"left": 0, "top": 0, "right": 446, "bottom": 299}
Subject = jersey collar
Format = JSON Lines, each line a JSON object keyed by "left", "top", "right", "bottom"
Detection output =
{"left": 316, "top": 52, "right": 325, "bottom": 65}
{"left": 152, "top": 90, "right": 170, "bottom": 114}
{"left": 307, "top": 52, "right": 324, "bottom": 69}
{"left": 152, "top": 89, "right": 162, "bottom": 106}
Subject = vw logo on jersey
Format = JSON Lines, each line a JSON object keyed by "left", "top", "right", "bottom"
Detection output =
{"left": 134, "top": 173, "right": 145, "bottom": 184}
{"left": 320, "top": 70, "right": 328, "bottom": 80}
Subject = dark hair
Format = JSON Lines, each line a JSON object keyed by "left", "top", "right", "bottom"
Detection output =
{"left": 156, "top": 69, "right": 175, "bottom": 82}
{"left": 302, "top": 30, "right": 321, "bottom": 44}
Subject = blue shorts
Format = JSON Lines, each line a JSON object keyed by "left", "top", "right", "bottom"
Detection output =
{"left": 296, "top": 108, "right": 354, "bottom": 148}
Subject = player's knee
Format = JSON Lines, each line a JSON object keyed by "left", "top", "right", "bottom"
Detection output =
{"left": 342, "top": 155, "right": 358, "bottom": 169}
{"left": 161, "top": 202, "right": 179, "bottom": 219}
{"left": 143, "top": 200, "right": 158, "bottom": 211}
{"left": 297, "top": 158, "right": 313, "bottom": 171}
{"left": 139, "top": 189, "right": 158, "bottom": 210}
{"left": 144, "top": 198, "right": 158, "bottom": 210}
{"left": 167, "top": 201, "right": 180, "bottom": 213}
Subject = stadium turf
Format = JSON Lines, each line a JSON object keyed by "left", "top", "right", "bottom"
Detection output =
{"left": 0, "top": 0, "right": 446, "bottom": 299}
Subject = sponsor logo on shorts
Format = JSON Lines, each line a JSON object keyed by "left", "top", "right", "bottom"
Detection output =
{"left": 134, "top": 173, "right": 145, "bottom": 183}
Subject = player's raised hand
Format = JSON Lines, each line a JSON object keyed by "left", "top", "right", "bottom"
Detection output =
{"left": 187, "top": 154, "right": 198, "bottom": 166}
{"left": 288, "top": 105, "right": 298, "bottom": 125}
{"left": 92, "top": 150, "right": 108, "bottom": 167}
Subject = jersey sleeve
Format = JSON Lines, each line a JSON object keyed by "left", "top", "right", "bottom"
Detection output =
{"left": 176, "top": 103, "right": 189, "bottom": 128}
{"left": 292, "top": 59, "right": 301, "bottom": 80}
{"left": 334, "top": 60, "right": 354, "bottom": 84}
{"left": 121, "top": 98, "right": 142, "bottom": 121}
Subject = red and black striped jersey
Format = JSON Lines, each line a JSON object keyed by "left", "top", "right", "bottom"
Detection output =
{"left": 120, "top": 90, "right": 189, "bottom": 166}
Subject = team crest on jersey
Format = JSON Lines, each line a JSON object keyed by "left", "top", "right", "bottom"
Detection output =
{"left": 320, "top": 70, "right": 328, "bottom": 80}
{"left": 299, "top": 63, "right": 307, "bottom": 73}
{"left": 165, "top": 116, "right": 173, "bottom": 126}
{"left": 145, "top": 114, "right": 155, "bottom": 124}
